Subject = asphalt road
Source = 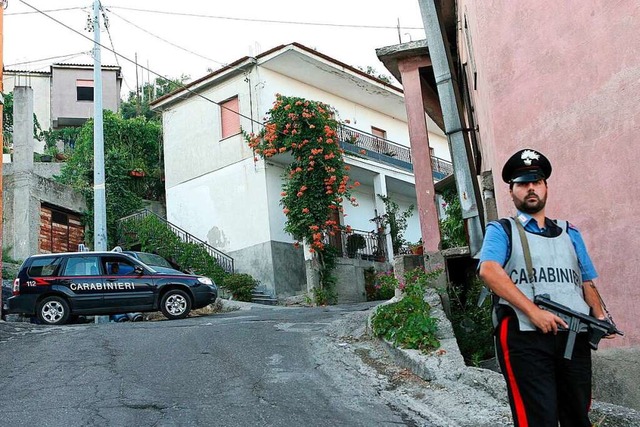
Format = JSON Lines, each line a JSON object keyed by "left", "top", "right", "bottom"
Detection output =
{"left": 0, "top": 302, "right": 436, "bottom": 427}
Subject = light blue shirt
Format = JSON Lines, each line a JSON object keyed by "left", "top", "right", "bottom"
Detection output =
{"left": 479, "top": 211, "right": 598, "bottom": 282}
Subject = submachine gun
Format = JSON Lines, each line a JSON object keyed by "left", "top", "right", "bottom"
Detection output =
{"left": 534, "top": 294, "right": 624, "bottom": 360}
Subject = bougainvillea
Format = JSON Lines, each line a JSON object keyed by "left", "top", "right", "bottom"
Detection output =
{"left": 244, "top": 94, "right": 359, "bottom": 302}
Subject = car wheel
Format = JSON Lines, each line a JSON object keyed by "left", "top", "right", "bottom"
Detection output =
{"left": 160, "top": 289, "right": 191, "bottom": 320}
{"left": 37, "top": 296, "right": 70, "bottom": 325}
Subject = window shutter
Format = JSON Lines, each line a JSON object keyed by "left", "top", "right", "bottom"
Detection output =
{"left": 221, "top": 97, "right": 240, "bottom": 139}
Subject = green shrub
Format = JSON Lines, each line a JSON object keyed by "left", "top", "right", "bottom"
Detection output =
{"left": 312, "top": 285, "right": 337, "bottom": 306}
{"left": 223, "top": 273, "right": 258, "bottom": 302}
{"left": 346, "top": 233, "right": 366, "bottom": 258}
{"left": 371, "top": 267, "right": 441, "bottom": 353}
{"left": 119, "top": 214, "right": 228, "bottom": 286}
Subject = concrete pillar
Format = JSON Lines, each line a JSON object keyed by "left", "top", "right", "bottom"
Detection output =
{"left": 10, "top": 172, "right": 38, "bottom": 260}
{"left": 373, "top": 173, "right": 394, "bottom": 261}
{"left": 12, "top": 86, "right": 34, "bottom": 173}
{"left": 397, "top": 58, "right": 441, "bottom": 252}
{"left": 9, "top": 86, "right": 39, "bottom": 260}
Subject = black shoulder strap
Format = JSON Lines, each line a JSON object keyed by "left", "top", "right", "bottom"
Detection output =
{"left": 498, "top": 218, "right": 512, "bottom": 267}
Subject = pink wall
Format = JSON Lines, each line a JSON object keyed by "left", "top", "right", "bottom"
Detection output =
{"left": 460, "top": 1, "right": 640, "bottom": 346}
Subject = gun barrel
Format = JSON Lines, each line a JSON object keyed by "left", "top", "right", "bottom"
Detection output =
{"left": 534, "top": 294, "right": 623, "bottom": 337}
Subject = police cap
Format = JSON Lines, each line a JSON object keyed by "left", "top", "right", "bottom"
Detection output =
{"left": 501, "top": 149, "right": 552, "bottom": 183}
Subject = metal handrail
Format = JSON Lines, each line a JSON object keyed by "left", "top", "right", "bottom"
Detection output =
{"left": 324, "top": 228, "right": 388, "bottom": 262}
{"left": 117, "top": 209, "right": 234, "bottom": 274}
{"left": 337, "top": 124, "right": 453, "bottom": 177}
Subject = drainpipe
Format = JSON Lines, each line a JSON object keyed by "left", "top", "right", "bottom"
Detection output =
{"left": 417, "top": 0, "right": 484, "bottom": 256}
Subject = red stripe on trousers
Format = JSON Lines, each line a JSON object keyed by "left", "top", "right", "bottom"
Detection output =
{"left": 499, "top": 317, "right": 528, "bottom": 427}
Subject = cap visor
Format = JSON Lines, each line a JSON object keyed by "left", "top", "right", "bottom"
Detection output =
{"left": 511, "top": 172, "right": 545, "bottom": 183}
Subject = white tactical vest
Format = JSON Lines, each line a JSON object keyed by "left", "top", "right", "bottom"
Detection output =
{"left": 499, "top": 218, "right": 589, "bottom": 331}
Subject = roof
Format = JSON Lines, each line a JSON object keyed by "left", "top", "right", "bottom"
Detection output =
{"left": 150, "top": 42, "right": 407, "bottom": 119}
{"left": 4, "top": 69, "right": 51, "bottom": 76}
{"left": 51, "top": 62, "right": 121, "bottom": 70}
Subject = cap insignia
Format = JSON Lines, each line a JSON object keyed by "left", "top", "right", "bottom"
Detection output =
{"left": 521, "top": 150, "right": 540, "bottom": 166}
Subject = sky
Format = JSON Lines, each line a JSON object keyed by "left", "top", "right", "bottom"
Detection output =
{"left": 4, "top": 0, "right": 427, "bottom": 97}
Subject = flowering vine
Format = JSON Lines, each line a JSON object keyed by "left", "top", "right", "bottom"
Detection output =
{"left": 244, "top": 94, "right": 359, "bottom": 302}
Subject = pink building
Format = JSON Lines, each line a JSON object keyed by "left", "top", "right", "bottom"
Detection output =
{"left": 379, "top": 0, "right": 640, "bottom": 410}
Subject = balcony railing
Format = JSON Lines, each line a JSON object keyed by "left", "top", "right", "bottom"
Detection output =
{"left": 337, "top": 124, "right": 453, "bottom": 178}
{"left": 324, "top": 228, "right": 388, "bottom": 262}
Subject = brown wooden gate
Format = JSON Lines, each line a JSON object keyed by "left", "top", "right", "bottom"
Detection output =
{"left": 39, "top": 204, "right": 84, "bottom": 253}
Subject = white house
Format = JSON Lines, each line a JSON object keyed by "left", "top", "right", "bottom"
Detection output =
{"left": 151, "top": 43, "right": 450, "bottom": 299}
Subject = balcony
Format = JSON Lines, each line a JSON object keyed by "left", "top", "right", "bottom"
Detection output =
{"left": 324, "top": 228, "right": 388, "bottom": 262}
{"left": 337, "top": 124, "right": 453, "bottom": 179}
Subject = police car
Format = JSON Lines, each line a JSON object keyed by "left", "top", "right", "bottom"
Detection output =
{"left": 7, "top": 251, "right": 218, "bottom": 325}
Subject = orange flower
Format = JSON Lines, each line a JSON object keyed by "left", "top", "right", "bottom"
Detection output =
{"left": 281, "top": 192, "right": 287, "bottom": 196}
{"left": 310, "top": 225, "right": 320, "bottom": 231}
{"left": 283, "top": 208, "right": 290, "bottom": 214}
{"left": 302, "top": 208, "right": 310, "bottom": 214}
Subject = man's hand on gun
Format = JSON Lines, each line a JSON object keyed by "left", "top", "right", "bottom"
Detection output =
{"left": 533, "top": 294, "right": 624, "bottom": 359}
{"left": 530, "top": 307, "right": 568, "bottom": 334}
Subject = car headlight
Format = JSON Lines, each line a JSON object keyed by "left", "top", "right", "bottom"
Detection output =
{"left": 197, "top": 277, "right": 213, "bottom": 285}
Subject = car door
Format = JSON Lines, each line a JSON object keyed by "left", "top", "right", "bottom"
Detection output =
{"left": 59, "top": 255, "right": 104, "bottom": 311}
{"left": 101, "top": 255, "right": 155, "bottom": 310}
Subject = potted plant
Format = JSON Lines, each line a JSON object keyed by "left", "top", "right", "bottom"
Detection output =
{"left": 346, "top": 233, "right": 366, "bottom": 258}
{"left": 129, "top": 168, "right": 145, "bottom": 178}
{"left": 410, "top": 239, "right": 424, "bottom": 255}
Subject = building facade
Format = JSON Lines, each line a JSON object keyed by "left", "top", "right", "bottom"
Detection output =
{"left": 151, "top": 43, "right": 451, "bottom": 299}
{"left": 378, "top": 0, "right": 640, "bottom": 410}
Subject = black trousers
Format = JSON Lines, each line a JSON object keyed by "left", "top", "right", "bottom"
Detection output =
{"left": 495, "top": 315, "right": 592, "bottom": 427}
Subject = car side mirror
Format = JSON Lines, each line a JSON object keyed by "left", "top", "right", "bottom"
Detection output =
{"left": 134, "top": 266, "right": 144, "bottom": 275}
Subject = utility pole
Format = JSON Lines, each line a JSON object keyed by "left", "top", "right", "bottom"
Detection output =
{"left": 0, "top": 0, "right": 7, "bottom": 282}
{"left": 93, "top": 0, "right": 107, "bottom": 251}
{"left": 418, "top": 0, "right": 484, "bottom": 256}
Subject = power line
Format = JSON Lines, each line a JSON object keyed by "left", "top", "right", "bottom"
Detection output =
{"left": 5, "top": 51, "right": 90, "bottom": 67}
{"left": 5, "top": 6, "right": 86, "bottom": 15}
{"left": 105, "top": 8, "right": 228, "bottom": 68}
{"left": 99, "top": 2, "right": 132, "bottom": 92}
{"left": 104, "top": 5, "right": 424, "bottom": 30}
{"left": 17, "top": 0, "right": 265, "bottom": 130}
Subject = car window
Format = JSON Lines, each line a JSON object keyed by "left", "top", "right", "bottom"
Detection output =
{"left": 27, "top": 257, "right": 63, "bottom": 277}
{"left": 104, "top": 258, "right": 137, "bottom": 276}
{"left": 134, "top": 252, "right": 173, "bottom": 268}
{"left": 62, "top": 256, "right": 100, "bottom": 276}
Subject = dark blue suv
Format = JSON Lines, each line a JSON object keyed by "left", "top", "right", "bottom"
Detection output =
{"left": 7, "top": 251, "right": 218, "bottom": 325}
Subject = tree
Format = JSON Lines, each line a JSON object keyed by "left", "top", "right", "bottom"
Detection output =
{"left": 56, "top": 110, "right": 163, "bottom": 247}
{"left": 120, "top": 75, "right": 190, "bottom": 121}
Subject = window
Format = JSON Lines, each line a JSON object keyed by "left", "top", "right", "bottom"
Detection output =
{"left": 104, "top": 257, "right": 136, "bottom": 276}
{"left": 220, "top": 96, "right": 240, "bottom": 139}
{"left": 63, "top": 256, "right": 100, "bottom": 276}
{"left": 76, "top": 79, "right": 94, "bottom": 101}
{"left": 371, "top": 126, "right": 387, "bottom": 139}
{"left": 28, "top": 257, "right": 63, "bottom": 277}
{"left": 371, "top": 126, "right": 387, "bottom": 152}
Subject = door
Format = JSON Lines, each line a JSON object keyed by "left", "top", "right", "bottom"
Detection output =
{"left": 101, "top": 255, "right": 155, "bottom": 310}
{"left": 60, "top": 255, "right": 103, "bottom": 310}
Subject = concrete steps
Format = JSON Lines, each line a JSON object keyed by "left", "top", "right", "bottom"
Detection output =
{"left": 251, "top": 289, "right": 278, "bottom": 306}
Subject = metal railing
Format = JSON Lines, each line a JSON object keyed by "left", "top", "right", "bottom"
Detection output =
{"left": 337, "top": 124, "right": 453, "bottom": 178}
{"left": 325, "top": 228, "right": 388, "bottom": 262}
{"left": 117, "top": 209, "right": 234, "bottom": 274}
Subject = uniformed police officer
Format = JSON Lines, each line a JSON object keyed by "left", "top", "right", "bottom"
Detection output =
{"left": 478, "top": 149, "right": 610, "bottom": 427}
